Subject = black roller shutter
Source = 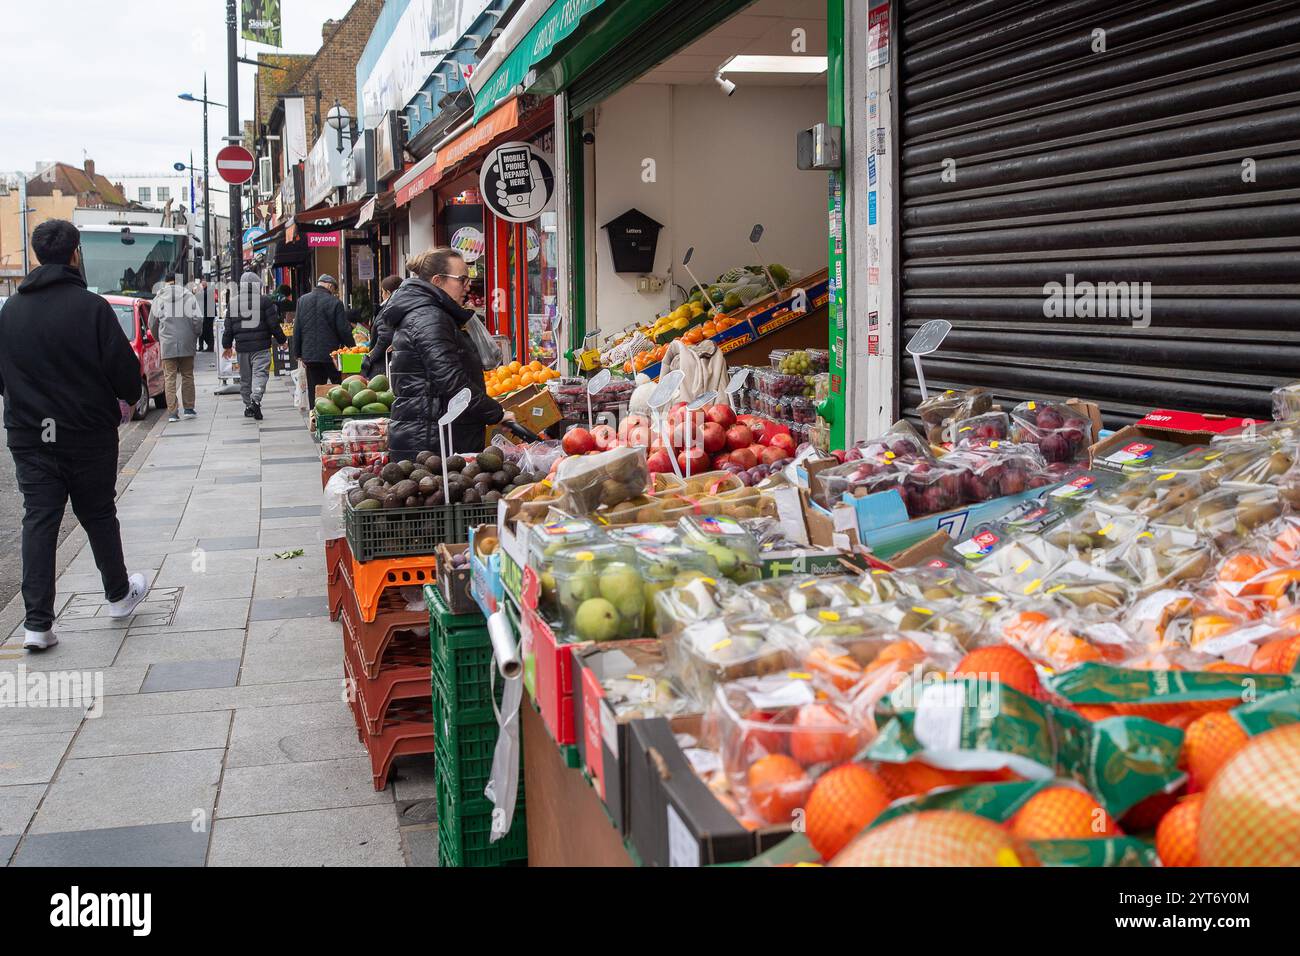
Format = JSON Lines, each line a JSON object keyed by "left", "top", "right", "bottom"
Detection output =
{"left": 897, "top": 0, "right": 1300, "bottom": 427}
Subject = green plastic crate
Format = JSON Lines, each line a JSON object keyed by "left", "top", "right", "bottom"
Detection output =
{"left": 432, "top": 644, "right": 501, "bottom": 725}
{"left": 433, "top": 713, "right": 524, "bottom": 806}
{"left": 336, "top": 352, "right": 365, "bottom": 374}
{"left": 436, "top": 769, "right": 528, "bottom": 867}
{"left": 315, "top": 410, "right": 384, "bottom": 438}
{"left": 455, "top": 501, "right": 498, "bottom": 538}
{"left": 345, "top": 502, "right": 456, "bottom": 562}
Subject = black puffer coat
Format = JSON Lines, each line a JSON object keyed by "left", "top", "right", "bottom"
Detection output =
{"left": 385, "top": 278, "right": 503, "bottom": 461}
{"left": 222, "top": 285, "right": 285, "bottom": 353}
{"left": 361, "top": 300, "right": 393, "bottom": 378}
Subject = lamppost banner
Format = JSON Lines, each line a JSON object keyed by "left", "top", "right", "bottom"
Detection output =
{"left": 241, "top": 0, "right": 282, "bottom": 47}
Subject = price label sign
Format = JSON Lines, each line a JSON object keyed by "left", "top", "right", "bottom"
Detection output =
{"left": 440, "top": 387, "right": 472, "bottom": 427}
{"left": 650, "top": 369, "right": 684, "bottom": 410}
{"left": 688, "top": 390, "right": 718, "bottom": 411}
{"left": 906, "top": 319, "right": 952, "bottom": 356}
{"left": 749, "top": 224, "right": 764, "bottom": 244}
{"left": 727, "top": 367, "right": 751, "bottom": 394}
{"left": 586, "top": 369, "right": 612, "bottom": 395}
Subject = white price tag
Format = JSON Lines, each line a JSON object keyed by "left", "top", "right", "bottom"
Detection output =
{"left": 666, "top": 802, "right": 699, "bottom": 867}
{"left": 745, "top": 679, "right": 815, "bottom": 711}
{"left": 600, "top": 700, "right": 619, "bottom": 758}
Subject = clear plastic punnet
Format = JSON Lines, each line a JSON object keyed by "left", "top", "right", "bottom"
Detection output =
{"left": 635, "top": 544, "right": 721, "bottom": 632}
{"left": 549, "top": 541, "right": 642, "bottom": 641}
{"left": 670, "top": 616, "right": 801, "bottom": 705}
{"left": 1009, "top": 400, "right": 1094, "bottom": 463}
{"left": 553, "top": 445, "right": 649, "bottom": 516}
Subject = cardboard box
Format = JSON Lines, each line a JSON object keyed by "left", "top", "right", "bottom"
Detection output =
{"left": 519, "top": 564, "right": 583, "bottom": 745}
{"left": 468, "top": 525, "right": 503, "bottom": 617}
{"left": 435, "top": 543, "right": 476, "bottom": 615}
{"left": 1089, "top": 409, "right": 1248, "bottom": 466}
{"left": 626, "top": 717, "right": 789, "bottom": 866}
{"left": 486, "top": 383, "right": 561, "bottom": 445}
{"left": 572, "top": 641, "right": 699, "bottom": 835}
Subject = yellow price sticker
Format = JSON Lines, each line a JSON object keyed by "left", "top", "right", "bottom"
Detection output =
{"left": 1046, "top": 584, "right": 1067, "bottom": 594}
{"left": 626, "top": 674, "right": 647, "bottom": 681}
{"left": 982, "top": 594, "right": 1003, "bottom": 603}
{"left": 710, "top": 638, "right": 732, "bottom": 652}
{"left": 1015, "top": 559, "right": 1032, "bottom": 574}
{"left": 576, "top": 551, "right": 595, "bottom": 561}
{"left": 700, "top": 577, "right": 716, "bottom": 585}
{"left": 1204, "top": 452, "right": 1222, "bottom": 461}
{"left": 1023, "top": 578, "right": 1043, "bottom": 595}
{"left": 911, "top": 606, "right": 934, "bottom": 616}
{"left": 1027, "top": 401, "right": 1037, "bottom": 411}
{"left": 819, "top": 611, "right": 841, "bottom": 622}
{"left": 1099, "top": 523, "right": 1114, "bottom": 537}
{"left": 1157, "top": 472, "right": 1176, "bottom": 481}
{"left": 787, "top": 672, "right": 812, "bottom": 681}
{"left": 799, "top": 580, "right": 820, "bottom": 589}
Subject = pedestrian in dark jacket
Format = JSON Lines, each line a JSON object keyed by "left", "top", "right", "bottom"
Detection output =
{"left": 223, "top": 272, "right": 286, "bottom": 420}
{"left": 361, "top": 274, "right": 403, "bottom": 378}
{"left": 0, "top": 220, "right": 151, "bottom": 650}
{"left": 291, "top": 274, "right": 351, "bottom": 396}
{"left": 386, "top": 249, "right": 510, "bottom": 461}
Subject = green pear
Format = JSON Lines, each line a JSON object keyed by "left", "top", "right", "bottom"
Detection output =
{"left": 574, "top": 598, "right": 621, "bottom": 641}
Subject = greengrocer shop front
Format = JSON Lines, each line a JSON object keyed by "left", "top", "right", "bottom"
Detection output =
{"left": 469, "top": 0, "right": 857, "bottom": 447}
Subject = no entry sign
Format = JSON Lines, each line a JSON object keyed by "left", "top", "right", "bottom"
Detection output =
{"left": 216, "top": 145, "right": 255, "bottom": 185}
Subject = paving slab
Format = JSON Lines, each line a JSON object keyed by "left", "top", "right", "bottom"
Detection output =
{"left": 217, "top": 757, "right": 392, "bottom": 818}
{"left": 101, "top": 678, "right": 342, "bottom": 718}
{"left": 225, "top": 701, "right": 362, "bottom": 769}
{"left": 0, "top": 733, "right": 76, "bottom": 786}
{"left": 245, "top": 617, "right": 339, "bottom": 645}
{"left": 132, "top": 597, "right": 249, "bottom": 633}
{"left": 116, "top": 629, "right": 246, "bottom": 666}
{"left": 390, "top": 756, "right": 439, "bottom": 802}
{"left": 248, "top": 595, "right": 330, "bottom": 621}
{"left": 140, "top": 659, "right": 242, "bottom": 693}
{"left": 0, "top": 705, "right": 88, "bottom": 737}
{"left": 70, "top": 710, "right": 231, "bottom": 759}
{"left": 206, "top": 804, "right": 403, "bottom": 867}
{"left": 196, "top": 535, "right": 262, "bottom": 551}
{"left": 239, "top": 637, "right": 341, "bottom": 685}
{"left": 400, "top": 824, "right": 439, "bottom": 868}
{"left": 12, "top": 821, "right": 209, "bottom": 867}
{"left": 30, "top": 749, "right": 223, "bottom": 833}
{"left": 0, "top": 784, "right": 46, "bottom": 835}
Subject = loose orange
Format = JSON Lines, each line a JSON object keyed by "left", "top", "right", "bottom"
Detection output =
{"left": 1010, "top": 786, "right": 1117, "bottom": 840}
{"left": 831, "top": 810, "right": 1035, "bottom": 867}
{"left": 804, "top": 645, "right": 864, "bottom": 693}
{"left": 954, "top": 645, "right": 1044, "bottom": 700}
{"left": 1217, "top": 552, "right": 1270, "bottom": 593}
{"left": 1183, "top": 711, "right": 1249, "bottom": 790}
{"left": 805, "top": 764, "right": 890, "bottom": 860}
{"left": 789, "top": 703, "right": 863, "bottom": 768}
{"left": 746, "top": 754, "right": 811, "bottom": 824}
{"left": 1256, "top": 568, "right": 1300, "bottom": 613}
{"left": 1156, "top": 794, "right": 1203, "bottom": 867}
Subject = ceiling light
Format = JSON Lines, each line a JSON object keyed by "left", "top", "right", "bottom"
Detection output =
{"left": 715, "top": 73, "right": 736, "bottom": 96}
{"left": 717, "top": 55, "right": 827, "bottom": 75}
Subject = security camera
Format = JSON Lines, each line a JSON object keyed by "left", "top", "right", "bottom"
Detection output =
{"left": 581, "top": 131, "right": 595, "bottom": 145}
{"left": 715, "top": 73, "right": 736, "bottom": 96}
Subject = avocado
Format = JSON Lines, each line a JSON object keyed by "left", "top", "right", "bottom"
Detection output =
{"left": 447, "top": 455, "right": 465, "bottom": 472}
{"left": 361, "top": 403, "right": 389, "bottom": 415}
{"left": 367, "top": 374, "right": 389, "bottom": 393}
{"left": 346, "top": 488, "right": 367, "bottom": 507}
{"left": 397, "top": 461, "right": 415, "bottom": 478}
{"left": 416, "top": 450, "right": 432, "bottom": 465}
{"left": 417, "top": 476, "right": 437, "bottom": 495}
{"left": 477, "top": 449, "right": 505, "bottom": 473}
{"left": 424, "top": 456, "right": 443, "bottom": 474}
{"left": 315, "top": 398, "right": 342, "bottom": 416}
{"left": 405, "top": 496, "right": 419, "bottom": 508}
{"left": 462, "top": 463, "right": 481, "bottom": 481}
{"left": 353, "top": 388, "right": 378, "bottom": 407}
{"left": 355, "top": 498, "right": 382, "bottom": 511}
{"left": 390, "top": 479, "right": 418, "bottom": 501}
{"left": 409, "top": 468, "right": 431, "bottom": 483}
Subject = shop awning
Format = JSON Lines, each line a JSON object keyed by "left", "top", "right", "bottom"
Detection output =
{"left": 355, "top": 197, "right": 377, "bottom": 228}
{"left": 470, "top": 0, "right": 608, "bottom": 122}
{"left": 394, "top": 97, "right": 522, "bottom": 208}
{"left": 249, "top": 223, "right": 285, "bottom": 251}
{"left": 295, "top": 197, "right": 367, "bottom": 231}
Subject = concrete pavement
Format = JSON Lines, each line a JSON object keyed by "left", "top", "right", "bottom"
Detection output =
{"left": 0, "top": 353, "right": 438, "bottom": 866}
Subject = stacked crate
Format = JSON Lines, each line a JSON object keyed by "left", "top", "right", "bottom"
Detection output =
{"left": 425, "top": 585, "right": 527, "bottom": 867}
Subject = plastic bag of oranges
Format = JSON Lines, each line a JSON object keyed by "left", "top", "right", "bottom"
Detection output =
{"left": 988, "top": 607, "right": 1132, "bottom": 671}
{"left": 706, "top": 674, "right": 875, "bottom": 825}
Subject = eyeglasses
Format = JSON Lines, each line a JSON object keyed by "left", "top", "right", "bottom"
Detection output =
{"left": 437, "top": 273, "right": 470, "bottom": 283}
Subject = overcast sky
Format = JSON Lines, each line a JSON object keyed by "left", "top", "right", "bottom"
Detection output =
{"left": 0, "top": 0, "right": 358, "bottom": 177}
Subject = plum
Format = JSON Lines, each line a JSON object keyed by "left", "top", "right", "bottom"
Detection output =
{"left": 999, "top": 467, "right": 1027, "bottom": 495}
{"left": 889, "top": 439, "right": 919, "bottom": 460}
{"left": 1039, "top": 432, "right": 1073, "bottom": 462}
{"left": 1036, "top": 407, "right": 1065, "bottom": 431}
{"left": 1029, "top": 475, "right": 1054, "bottom": 488}
{"left": 974, "top": 422, "right": 1005, "bottom": 441}
{"left": 962, "top": 470, "right": 993, "bottom": 503}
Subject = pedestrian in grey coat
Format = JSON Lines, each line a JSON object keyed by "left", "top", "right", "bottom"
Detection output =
{"left": 149, "top": 278, "right": 202, "bottom": 421}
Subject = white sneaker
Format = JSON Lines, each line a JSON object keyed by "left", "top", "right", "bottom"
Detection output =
{"left": 23, "top": 629, "right": 58, "bottom": 651}
{"left": 108, "top": 572, "right": 151, "bottom": 618}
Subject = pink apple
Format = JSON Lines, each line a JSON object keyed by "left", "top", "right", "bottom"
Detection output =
{"left": 647, "top": 449, "right": 675, "bottom": 474}
{"left": 769, "top": 433, "right": 796, "bottom": 456}
{"left": 678, "top": 447, "right": 710, "bottom": 474}
{"left": 705, "top": 404, "right": 737, "bottom": 429}
{"left": 701, "top": 422, "right": 727, "bottom": 454}
{"left": 591, "top": 424, "right": 617, "bottom": 451}
{"left": 761, "top": 446, "right": 788, "bottom": 466}
{"left": 730, "top": 448, "right": 757, "bottom": 470}
{"left": 562, "top": 428, "right": 596, "bottom": 456}
{"left": 725, "top": 424, "right": 754, "bottom": 451}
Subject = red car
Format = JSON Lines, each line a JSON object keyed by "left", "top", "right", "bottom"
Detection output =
{"left": 104, "top": 295, "right": 166, "bottom": 419}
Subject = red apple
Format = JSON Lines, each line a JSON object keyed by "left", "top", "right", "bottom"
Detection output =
{"left": 562, "top": 428, "right": 596, "bottom": 456}
{"left": 705, "top": 404, "right": 737, "bottom": 429}
{"left": 725, "top": 424, "right": 754, "bottom": 451}
{"left": 678, "top": 447, "right": 710, "bottom": 475}
{"left": 647, "top": 449, "right": 675, "bottom": 474}
{"left": 730, "top": 448, "right": 758, "bottom": 470}
{"left": 591, "top": 424, "right": 617, "bottom": 451}
{"left": 701, "top": 422, "right": 727, "bottom": 454}
{"left": 761, "top": 446, "right": 788, "bottom": 466}
{"left": 769, "top": 433, "right": 796, "bottom": 456}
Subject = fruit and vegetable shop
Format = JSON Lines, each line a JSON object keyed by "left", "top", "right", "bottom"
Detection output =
{"left": 311, "top": 0, "right": 1300, "bottom": 868}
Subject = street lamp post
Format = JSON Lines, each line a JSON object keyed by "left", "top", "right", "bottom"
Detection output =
{"left": 178, "top": 78, "right": 225, "bottom": 278}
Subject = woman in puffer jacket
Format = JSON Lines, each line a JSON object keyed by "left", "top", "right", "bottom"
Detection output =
{"left": 384, "top": 248, "right": 512, "bottom": 462}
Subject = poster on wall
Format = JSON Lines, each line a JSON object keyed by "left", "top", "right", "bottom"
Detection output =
{"left": 867, "top": 2, "right": 890, "bottom": 69}
{"left": 241, "top": 0, "right": 282, "bottom": 47}
{"left": 480, "top": 142, "right": 555, "bottom": 223}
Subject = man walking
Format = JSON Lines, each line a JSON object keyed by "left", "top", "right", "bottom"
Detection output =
{"left": 198, "top": 278, "right": 217, "bottom": 352}
{"left": 150, "top": 275, "right": 202, "bottom": 422}
{"left": 292, "top": 274, "right": 352, "bottom": 397}
{"left": 222, "top": 272, "right": 285, "bottom": 421}
{"left": 0, "top": 220, "right": 150, "bottom": 650}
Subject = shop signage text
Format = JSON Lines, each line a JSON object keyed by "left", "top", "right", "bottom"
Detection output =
{"left": 307, "top": 232, "right": 340, "bottom": 248}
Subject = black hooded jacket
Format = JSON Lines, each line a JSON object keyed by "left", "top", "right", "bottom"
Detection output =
{"left": 0, "top": 264, "right": 141, "bottom": 449}
{"left": 361, "top": 299, "right": 393, "bottom": 379}
{"left": 384, "top": 278, "right": 502, "bottom": 459}
{"left": 222, "top": 288, "right": 285, "bottom": 353}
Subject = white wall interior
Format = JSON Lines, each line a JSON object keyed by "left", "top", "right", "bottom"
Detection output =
{"left": 591, "top": 81, "right": 828, "bottom": 336}
{"left": 408, "top": 190, "right": 436, "bottom": 260}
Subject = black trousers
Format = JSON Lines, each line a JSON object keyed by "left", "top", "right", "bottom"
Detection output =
{"left": 304, "top": 361, "right": 341, "bottom": 397}
{"left": 200, "top": 317, "right": 216, "bottom": 352}
{"left": 11, "top": 443, "right": 129, "bottom": 632}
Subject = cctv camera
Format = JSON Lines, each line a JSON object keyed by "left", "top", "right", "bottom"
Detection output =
{"left": 715, "top": 73, "right": 736, "bottom": 96}
{"left": 581, "top": 131, "right": 595, "bottom": 145}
